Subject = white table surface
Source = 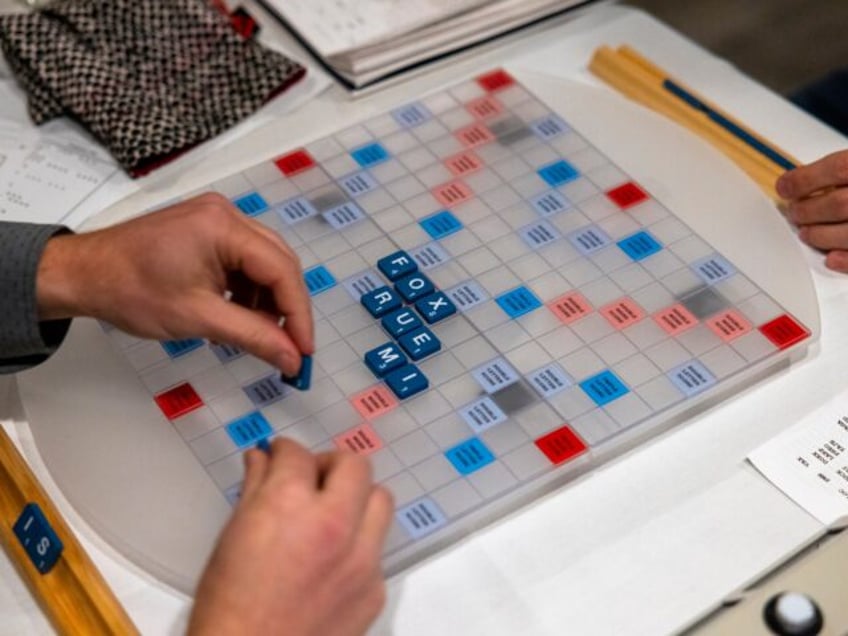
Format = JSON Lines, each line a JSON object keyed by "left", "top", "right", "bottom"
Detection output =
{"left": 3, "top": 4, "right": 848, "bottom": 635}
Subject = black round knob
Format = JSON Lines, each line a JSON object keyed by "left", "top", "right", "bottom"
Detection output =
{"left": 763, "top": 591, "right": 823, "bottom": 636}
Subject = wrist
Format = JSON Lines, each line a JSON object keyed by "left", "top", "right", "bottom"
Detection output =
{"left": 36, "top": 233, "right": 86, "bottom": 320}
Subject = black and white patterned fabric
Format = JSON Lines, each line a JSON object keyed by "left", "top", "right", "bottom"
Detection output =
{"left": 0, "top": 0, "right": 306, "bottom": 176}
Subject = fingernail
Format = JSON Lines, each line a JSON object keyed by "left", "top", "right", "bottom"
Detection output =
{"left": 776, "top": 173, "right": 792, "bottom": 198}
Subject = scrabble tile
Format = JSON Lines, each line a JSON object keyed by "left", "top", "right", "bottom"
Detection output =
{"left": 395, "top": 273, "right": 435, "bottom": 303}
{"left": 414, "top": 291, "right": 458, "bottom": 324}
{"left": 364, "top": 343, "right": 408, "bottom": 377}
{"left": 398, "top": 327, "right": 441, "bottom": 361}
{"left": 377, "top": 250, "right": 418, "bottom": 281}
{"left": 13, "top": 503, "right": 63, "bottom": 574}
{"left": 384, "top": 364, "right": 429, "bottom": 400}
{"left": 361, "top": 286, "right": 403, "bottom": 318}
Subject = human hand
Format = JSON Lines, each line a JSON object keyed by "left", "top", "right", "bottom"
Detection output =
{"left": 188, "top": 438, "right": 393, "bottom": 636}
{"left": 777, "top": 150, "right": 848, "bottom": 273}
{"left": 35, "top": 193, "right": 313, "bottom": 375}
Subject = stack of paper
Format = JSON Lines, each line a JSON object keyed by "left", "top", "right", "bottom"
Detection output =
{"left": 260, "top": 0, "right": 596, "bottom": 87}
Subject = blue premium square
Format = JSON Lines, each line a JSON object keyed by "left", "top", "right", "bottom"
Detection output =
{"left": 537, "top": 160, "right": 579, "bottom": 187}
{"left": 419, "top": 210, "right": 463, "bottom": 240}
{"left": 233, "top": 192, "right": 269, "bottom": 217}
{"left": 377, "top": 250, "right": 419, "bottom": 281}
{"left": 579, "top": 370, "right": 630, "bottom": 406}
{"left": 414, "top": 292, "right": 457, "bottom": 324}
{"left": 161, "top": 338, "right": 204, "bottom": 359}
{"left": 495, "top": 286, "right": 543, "bottom": 319}
{"left": 303, "top": 265, "right": 337, "bottom": 295}
{"left": 361, "top": 286, "right": 403, "bottom": 318}
{"left": 384, "top": 364, "right": 429, "bottom": 400}
{"left": 617, "top": 231, "right": 663, "bottom": 261}
{"left": 445, "top": 438, "right": 495, "bottom": 475}
{"left": 226, "top": 412, "right": 273, "bottom": 449}
{"left": 351, "top": 142, "right": 390, "bottom": 168}
{"left": 13, "top": 503, "right": 63, "bottom": 574}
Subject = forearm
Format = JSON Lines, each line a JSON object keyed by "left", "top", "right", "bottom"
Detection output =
{"left": 0, "top": 222, "right": 72, "bottom": 374}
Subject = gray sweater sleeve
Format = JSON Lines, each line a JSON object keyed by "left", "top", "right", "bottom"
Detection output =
{"left": 0, "top": 222, "right": 72, "bottom": 374}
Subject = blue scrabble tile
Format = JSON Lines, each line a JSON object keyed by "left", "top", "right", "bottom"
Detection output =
{"left": 398, "top": 327, "right": 441, "bottom": 361}
{"left": 692, "top": 254, "right": 736, "bottom": 284}
{"left": 234, "top": 192, "right": 269, "bottom": 217}
{"left": 351, "top": 142, "right": 390, "bottom": 168}
{"left": 445, "top": 438, "right": 495, "bottom": 475}
{"left": 384, "top": 364, "right": 429, "bottom": 400}
{"left": 395, "top": 273, "right": 435, "bottom": 302}
{"left": 419, "top": 210, "right": 463, "bottom": 240}
{"left": 537, "top": 160, "right": 579, "bottom": 187}
{"left": 226, "top": 412, "right": 273, "bottom": 449}
{"left": 415, "top": 291, "right": 457, "bottom": 324}
{"left": 381, "top": 307, "right": 423, "bottom": 338}
{"left": 377, "top": 250, "right": 419, "bottom": 281}
{"left": 162, "top": 338, "right": 204, "bottom": 359}
{"left": 579, "top": 370, "right": 629, "bottom": 406}
{"left": 392, "top": 102, "right": 432, "bottom": 128}
{"left": 617, "top": 231, "right": 663, "bottom": 261}
{"left": 13, "top": 503, "right": 63, "bottom": 574}
{"left": 397, "top": 498, "right": 446, "bottom": 539}
{"left": 668, "top": 360, "right": 716, "bottom": 397}
{"left": 282, "top": 355, "right": 312, "bottom": 391}
{"left": 303, "top": 265, "right": 337, "bottom": 296}
{"left": 361, "top": 286, "right": 403, "bottom": 318}
{"left": 495, "top": 286, "right": 542, "bottom": 319}
{"left": 364, "top": 343, "right": 408, "bottom": 377}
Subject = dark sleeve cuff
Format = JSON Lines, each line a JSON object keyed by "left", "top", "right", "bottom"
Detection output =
{"left": 0, "top": 223, "right": 73, "bottom": 374}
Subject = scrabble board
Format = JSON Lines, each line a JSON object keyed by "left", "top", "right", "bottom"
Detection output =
{"left": 18, "top": 69, "right": 818, "bottom": 591}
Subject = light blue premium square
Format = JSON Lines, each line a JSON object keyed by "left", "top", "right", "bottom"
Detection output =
{"left": 495, "top": 286, "right": 543, "bottom": 319}
{"left": 397, "top": 498, "right": 446, "bottom": 539}
{"left": 530, "top": 190, "right": 570, "bottom": 216}
{"left": 233, "top": 192, "right": 269, "bottom": 217}
{"left": 378, "top": 250, "right": 419, "bottom": 281}
{"left": 323, "top": 202, "right": 365, "bottom": 229}
{"left": 392, "top": 102, "right": 432, "bottom": 128}
{"left": 617, "top": 231, "right": 663, "bottom": 261}
{"left": 243, "top": 373, "right": 290, "bottom": 407}
{"left": 459, "top": 396, "right": 508, "bottom": 433}
{"left": 447, "top": 280, "right": 489, "bottom": 311}
{"left": 340, "top": 171, "right": 379, "bottom": 197}
{"left": 528, "top": 363, "right": 572, "bottom": 398}
{"left": 361, "top": 286, "right": 403, "bottom": 318}
{"left": 445, "top": 437, "right": 495, "bottom": 475}
{"left": 568, "top": 225, "right": 613, "bottom": 255}
{"left": 531, "top": 115, "right": 570, "bottom": 140}
{"left": 226, "top": 412, "right": 273, "bottom": 449}
{"left": 210, "top": 342, "right": 245, "bottom": 363}
{"left": 519, "top": 220, "right": 561, "bottom": 249}
{"left": 537, "top": 159, "right": 579, "bottom": 187}
{"left": 692, "top": 254, "right": 737, "bottom": 284}
{"left": 351, "top": 142, "right": 390, "bottom": 168}
{"left": 303, "top": 265, "right": 337, "bottom": 296}
{"left": 419, "top": 210, "right": 463, "bottom": 240}
{"left": 668, "top": 360, "right": 717, "bottom": 397}
{"left": 277, "top": 196, "right": 318, "bottom": 224}
{"left": 579, "top": 370, "right": 630, "bottom": 406}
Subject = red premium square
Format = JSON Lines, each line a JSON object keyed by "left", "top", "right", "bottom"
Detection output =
{"left": 548, "top": 291, "right": 593, "bottom": 324}
{"left": 445, "top": 151, "right": 483, "bottom": 176}
{"left": 600, "top": 297, "right": 645, "bottom": 329}
{"left": 155, "top": 383, "right": 203, "bottom": 420}
{"left": 432, "top": 180, "right": 474, "bottom": 207}
{"left": 535, "top": 426, "right": 587, "bottom": 465}
{"left": 334, "top": 423, "right": 383, "bottom": 455}
{"left": 476, "top": 69, "right": 516, "bottom": 92}
{"left": 466, "top": 95, "right": 504, "bottom": 120}
{"left": 606, "top": 182, "right": 649, "bottom": 209}
{"left": 654, "top": 304, "right": 699, "bottom": 336}
{"left": 455, "top": 122, "right": 495, "bottom": 149}
{"left": 759, "top": 314, "right": 810, "bottom": 350}
{"left": 706, "top": 309, "right": 753, "bottom": 342}
{"left": 274, "top": 149, "right": 316, "bottom": 176}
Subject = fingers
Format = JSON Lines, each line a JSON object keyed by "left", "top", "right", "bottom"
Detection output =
{"left": 798, "top": 223, "right": 848, "bottom": 252}
{"left": 225, "top": 223, "right": 315, "bottom": 356}
{"left": 192, "top": 293, "right": 303, "bottom": 374}
{"left": 825, "top": 249, "right": 848, "bottom": 273}
{"left": 240, "top": 448, "right": 270, "bottom": 501}
{"left": 787, "top": 188, "right": 848, "bottom": 225}
{"left": 264, "top": 437, "right": 320, "bottom": 494}
{"left": 358, "top": 486, "right": 394, "bottom": 553}
{"left": 316, "top": 452, "right": 375, "bottom": 531}
{"left": 778, "top": 151, "right": 848, "bottom": 199}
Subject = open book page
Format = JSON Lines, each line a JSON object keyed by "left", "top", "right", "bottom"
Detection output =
{"left": 265, "top": 0, "right": 490, "bottom": 57}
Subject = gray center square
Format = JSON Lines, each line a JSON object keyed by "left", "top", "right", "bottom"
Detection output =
{"left": 489, "top": 115, "right": 533, "bottom": 146}
{"left": 490, "top": 380, "right": 538, "bottom": 415}
{"left": 680, "top": 286, "right": 728, "bottom": 319}
{"left": 309, "top": 186, "right": 349, "bottom": 212}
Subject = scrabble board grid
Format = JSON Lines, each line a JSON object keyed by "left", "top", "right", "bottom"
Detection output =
{"left": 101, "top": 69, "right": 811, "bottom": 573}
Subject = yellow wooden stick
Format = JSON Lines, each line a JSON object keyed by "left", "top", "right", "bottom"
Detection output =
{"left": 0, "top": 427, "right": 139, "bottom": 635}
{"left": 589, "top": 46, "right": 783, "bottom": 202}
